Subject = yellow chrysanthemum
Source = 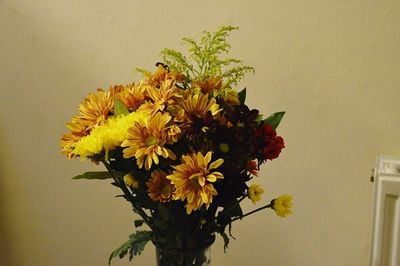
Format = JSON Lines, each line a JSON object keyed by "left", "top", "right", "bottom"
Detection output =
{"left": 117, "top": 83, "right": 146, "bottom": 111}
{"left": 179, "top": 93, "right": 221, "bottom": 122}
{"left": 248, "top": 184, "right": 264, "bottom": 204}
{"left": 272, "top": 194, "right": 293, "bottom": 217}
{"left": 139, "top": 79, "right": 182, "bottom": 114}
{"left": 73, "top": 111, "right": 148, "bottom": 159}
{"left": 167, "top": 151, "right": 224, "bottom": 214}
{"left": 146, "top": 170, "right": 174, "bottom": 203}
{"left": 123, "top": 173, "right": 139, "bottom": 189}
{"left": 60, "top": 121, "right": 88, "bottom": 158}
{"left": 121, "top": 112, "right": 177, "bottom": 170}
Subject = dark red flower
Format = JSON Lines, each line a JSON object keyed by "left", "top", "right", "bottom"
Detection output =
{"left": 246, "top": 160, "right": 259, "bottom": 176}
{"left": 258, "top": 124, "right": 285, "bottom": 160}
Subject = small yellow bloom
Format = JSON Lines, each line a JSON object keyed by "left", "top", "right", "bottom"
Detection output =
{"left": 272, "top": 194, "right": 293, "bottom": 217}
{"left": 248, "top": 184, "right": 264, "bottom": 204}
{"left": 123, "top": 173, "right": 139, "bottom": 189}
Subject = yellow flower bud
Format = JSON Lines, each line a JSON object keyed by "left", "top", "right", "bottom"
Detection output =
{"left": 272, "top": 194, "right": 293, "bottom": 217}
{"left": 248, "top": 184, "right": 264, "bottom": 204}
{"left": 123, "top": 173, "right": 139, "bottom": 189}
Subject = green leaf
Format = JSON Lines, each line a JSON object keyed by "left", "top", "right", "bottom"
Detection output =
{"left": 228, "top": 222, "right": 236, "bottom": 239}
{"left": 229, "top": 203, "right": 243, "bottom": 218}
{"left": 263, "top": 111, "right": 285, "bottom": 129}
{"left": 219, "top": 231, "right": 230, "bottom": 253}
{"left": 114, "top": 99, "right": 129, "bottom": 116}
{"left": 109, "top": 231, "right": 153, "bottom": 265}
{"left": 238, "top": 88, "right": 246, "bottom": 104}
{"left": 128, "top": 231, "right": 153, "bottom": 261}
{"left": 72, "top": 171, "right": 112, "bottom": 180}
{"left": 108, "top": 238, "right": 131, "bottom": 265}
{"left": 218, "top": 199, "right": 243, "bottom": 220}
{"left": 134, "top": 220, "right": 145, "bottom": 228}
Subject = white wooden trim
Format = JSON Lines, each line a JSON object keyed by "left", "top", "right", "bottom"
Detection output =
{"left": 370, "top": 155, "right": 400, "bottom": 266}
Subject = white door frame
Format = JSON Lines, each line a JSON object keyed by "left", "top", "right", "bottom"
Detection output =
{"left": 370, "top": 155, "right": 400, "bottom": 266}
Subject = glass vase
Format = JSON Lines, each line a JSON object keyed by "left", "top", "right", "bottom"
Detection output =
{"left": 154, "top": 238, "right": 214, "bottom": 266}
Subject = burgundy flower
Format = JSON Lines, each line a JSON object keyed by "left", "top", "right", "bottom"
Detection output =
{"left": 258, "top": 124, "right": 285, "bottom": 160}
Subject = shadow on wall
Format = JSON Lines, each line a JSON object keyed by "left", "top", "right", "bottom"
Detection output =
{"left": 0, "top": 202, "right": 15, "bottom": 266}
{"left": 0, "top": 130, "right": 16, "bottom": 266}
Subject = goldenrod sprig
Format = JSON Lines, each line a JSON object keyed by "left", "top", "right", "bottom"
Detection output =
{"left": 160, "top": 25, "right": 255, "bottom": 87}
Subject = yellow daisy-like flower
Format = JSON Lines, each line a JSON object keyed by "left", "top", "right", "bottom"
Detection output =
{"left": 73, "top": 111, "right": 148, "bottom": 159}
{"left": 146, "top": 170, "right": 174, "bottom": 203}
{"left": 248, "top": 184, "right": 264, "bottom": 204}
{"left": 123, "top": 173, "right": 139, "bottom": 189}
{"left": 74, "top": 89, "right": 114, "bottom": 132}
{"left": 179, "top": 93, "right": 222, "bottom": 122}
{"left": 167, "top": 151, "right": 224, "bottom": 214}
{"left": 117, "top": 83, "right": 146, "bottom": 111}
{"left": 121, "top": 112, "right": 177, "bottom": 170}
{"left": 139, "top": 79, "right": 182, "bottom": 114}
{"left": 272, "top": 194, "right": 293, "bottom": 217}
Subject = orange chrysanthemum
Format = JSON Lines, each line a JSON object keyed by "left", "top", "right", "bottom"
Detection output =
{"left": 139, "top": 79, "right": 182, "bottom": 114}
{"left": 108, "top": 84, "right": 126, "bottom": 97}
{"left": 117, "top": 83, "right": 146, "bottom": 111}
{"left": 178, "top": 93, "right": 221, "bottom": 122}
{"left": 74, "top": 89, "right": 114, "bottom": 132}
{"left": 167, "top": 151, "right": 224, "bottom": 214}
{"left": 193, "top": 77, "right": 223, "bottom": 95}
{"left": 146, "top": 170, "right": 174, "bottom": 203}
{"left": 60, "top": 120, "right": 88, "bottom": 158}
{"left": 121, "top": 112, "right": 177, "bottom": 170}
{"left": 143, "top": 65, "right": 185, "bottom": 87}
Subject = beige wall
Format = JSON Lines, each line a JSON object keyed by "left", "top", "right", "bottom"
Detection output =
{"left": 1, "top": 1, "right": 400, "bottom": 265}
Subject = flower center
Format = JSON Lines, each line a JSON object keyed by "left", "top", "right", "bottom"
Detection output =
{"left": 190, "top": 178, "right": 201, "bottom": 188}
{"left": 161, "top": 184, "right": 173, "bottom": 195}
{"left": 219, "top": 143, "right": 230, "bottom": 153}
{"left": 145, "top": 136, "right": 158, "bottom": 146}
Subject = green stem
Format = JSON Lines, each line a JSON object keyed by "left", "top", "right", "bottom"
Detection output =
{"left": 219, "top": 195, "right": 246, "bottom": 218}
{"left": 231, "top": 203, "right": 273, "bottom": 222}
{"left": 101, "top": 160, "right": 153, "bottom": 229}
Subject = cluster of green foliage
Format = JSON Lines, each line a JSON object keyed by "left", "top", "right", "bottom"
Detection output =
{"left": 160, "top": 26, "right": 255, "bottom": 88}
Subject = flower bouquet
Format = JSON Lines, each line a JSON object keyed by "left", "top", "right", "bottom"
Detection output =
{"left": 61, "top": 26, "right": 293, "bottom": 266}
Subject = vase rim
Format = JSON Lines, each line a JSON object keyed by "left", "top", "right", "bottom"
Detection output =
{"left": 153, "top": 234, "right": 215, "bottom": 253}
